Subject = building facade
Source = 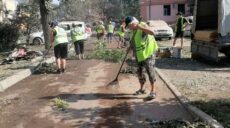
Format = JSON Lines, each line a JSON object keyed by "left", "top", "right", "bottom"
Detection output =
{"left": 140, "top": 0, "right": 191, "bottom": 23}
{"left": 0, "top": 0, "right": 17, "bottom": 22}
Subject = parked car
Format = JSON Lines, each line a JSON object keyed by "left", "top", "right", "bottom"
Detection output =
{"left": 28, "top": 21, "right": 90, "bottom": 45}
{"left": 147, "top": 20, "right": 174, "bottom": 40}
{"left": 59, "top": 21, "right": 89, "bottom": 40}
{"left": 29, "top": 31, "right": 44, "bottom": 45}
{"left": 183, "top": 16, "right": 193, "bottom": 37}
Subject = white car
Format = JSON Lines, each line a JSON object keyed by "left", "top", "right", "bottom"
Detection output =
{"left": 29, "top": 31, "right": 44, "bottom": 45}
{"left": 29, "top": 21, "right": 90, "bottom": 45}
{"left": 148, "top": 20, "right": 174, "bottom": 40}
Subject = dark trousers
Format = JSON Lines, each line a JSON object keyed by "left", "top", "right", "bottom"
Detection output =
{"left": 74, "top": 40, "right": 84, "bottom": 55}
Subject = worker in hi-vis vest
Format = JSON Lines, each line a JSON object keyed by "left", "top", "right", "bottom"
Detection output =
{"left": 107, "top": 21, "right": 114, "bottom": 43}
{"left": 96, "top": 21, "right": 106, "bottom": 41}
{"left": 125, "top": 16, "right": 159, "bottom": 100}
{"left": 173, "top": 12, "right": 189, "bottom": 49}
{"left": 50, "top": 21, "right": 69, "bottom": 74}
{"left": 71, "top": 24, "right": 85, "bottom": 60}
{"left": 117, "top": 21, "right": 126, "bottom": 48}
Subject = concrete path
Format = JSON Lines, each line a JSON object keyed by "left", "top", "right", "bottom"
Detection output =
{"left": 0, "top": 60, "right": 193, "bottom": 128}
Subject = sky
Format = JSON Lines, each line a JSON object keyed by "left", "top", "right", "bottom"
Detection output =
{"left": 52, "top": 0, "right": 60, "bottom": 5}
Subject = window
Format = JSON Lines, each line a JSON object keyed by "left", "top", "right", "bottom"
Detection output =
{"left": 164, "top": 5, "right": 171, "bottom": 16}
{"left": 178, "top": 4, "right": 185, "bottom": 14}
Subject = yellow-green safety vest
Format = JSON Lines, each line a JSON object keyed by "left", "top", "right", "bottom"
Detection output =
{"left": 96, "top": 25, "right": 104, "bottom": 34}
{"left": 118, "top": 25, "right": 125, "bottom": 37}
{"left": 131, "top": 22, "right": 158, "bottom": 62}
{"left": 108, "top": 24, "right": 114, "bottom": 33}
{"left": 54, "top": 26, "right": 68, "bottom": 47}
{"left": 175, "top": 17, "right": 185, "bottom": 32}
{"left": 71, "top": 27, "right": 85, "bottom": 42}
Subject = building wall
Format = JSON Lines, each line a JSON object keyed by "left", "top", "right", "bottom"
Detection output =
{"left": 151, "top": 4, "right": 189, "bottom": 23}
{"left": 140, "top": 0, "right": 191, "bottom": 23}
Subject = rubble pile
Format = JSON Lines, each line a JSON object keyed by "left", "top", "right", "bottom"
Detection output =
{"left": 1, "top": 46, "right": 43, "bottom": 65}
{"left": 34, "top": 62, "right": 57, "bottom": 74}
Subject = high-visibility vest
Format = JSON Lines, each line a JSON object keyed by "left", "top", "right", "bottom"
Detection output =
{"left": 118, "top": 25, "right": 125, "bottom": 37}
{"left": 96, "top": 25, "right": 104, "bottom": 34}
{"left": 71, "top": 27, "right": 85, "bottom": 42}
{"left": 108, "top": 24, "right": 114, "bottom": 33}
{"left": 131, "top": 22, "right": 158, "bottom": 62}
{"left": 175, "top": 17, "right": 185, "bottom": 32}
{"left": 54, "top": 26, "right": 68, "bottom": 47}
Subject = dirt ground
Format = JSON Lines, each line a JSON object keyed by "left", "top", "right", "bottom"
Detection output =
{"left": 157, "top": 38, "right": 230, "bottom": 101}
{"left": 156, "top": 38, "right": 230, "bottom": 127}
{"left": 0, "top": 38, "right": 194, "bottom": 128}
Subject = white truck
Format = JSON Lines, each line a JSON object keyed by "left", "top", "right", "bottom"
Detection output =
{"left": 191, "top": 0, "right": 230, "bottom": 61}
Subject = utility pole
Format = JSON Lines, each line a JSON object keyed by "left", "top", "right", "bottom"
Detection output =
{"left": 149, "top": 0, "right": 151, "bottom": 20}
{"left": 149, "top": 0, "right": 152, "bottom": 20}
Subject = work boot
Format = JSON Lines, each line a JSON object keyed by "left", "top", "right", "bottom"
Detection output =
{"left": 144, "top": 92, "right": 156, "bottom": 101}
{"left": 56, "top": 69, "right": 61, "bottom": 74}
{"left": 61, "top": 68, "right": 65, "bottom": 73}
{"left": 133, "top": 89, "right": 146, "bottom": 95}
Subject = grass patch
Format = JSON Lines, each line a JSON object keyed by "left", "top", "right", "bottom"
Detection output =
{"left": 53, "top": 97, "right": 69, "bottom": 111}
{"left": 191, "top": 99, "right": 230, "bottom": 127}
{"left": 87, "top": 41, "right": 125, "bottom": 63}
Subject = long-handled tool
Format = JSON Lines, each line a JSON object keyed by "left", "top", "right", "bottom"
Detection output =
{"left": 35, "top": 46, "right": 52, "bottom": 69}
{"left": 107, "top": 47, "right": 131, "bottom": 86}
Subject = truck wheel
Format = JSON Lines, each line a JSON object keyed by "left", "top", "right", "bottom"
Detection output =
{"left": 224, "top": 52, "right": 230, "bottom": 58}
{"left": 221, "top": 48, "right": 230, "bottom": 58}
{"left": 191, "top": 53, "right": 200, "bottom": 60}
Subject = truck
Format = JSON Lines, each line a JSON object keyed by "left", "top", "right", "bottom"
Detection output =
{"left": 191, "top": 0, "right": 230, "bottom": 62}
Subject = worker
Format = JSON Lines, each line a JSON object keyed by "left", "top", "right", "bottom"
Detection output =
{"left": 50, "top": 21, "right": 69, "bottom": 74}
{"left": 71, "top": 24, "right": 85, "bottom": 60}
{"left": 117, "top": 21, "right": 126, "bottom": 48}
{"left": 173, "top": 12, "right": 189, "bottom": 49}
{"left": 96, "top": 21, "right": 106, "bottom": 41}
{"left": 125, "top": 16, "right": 159, "bottom": 100}
{"left": 107, "top": 21, "right": 114, "bottom": 43}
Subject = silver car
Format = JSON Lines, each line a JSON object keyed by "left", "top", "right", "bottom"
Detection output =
{"left": 148, "top": 20, "right": 174, "bottom": 40}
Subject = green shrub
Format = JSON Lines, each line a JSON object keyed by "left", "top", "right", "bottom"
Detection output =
{"left": 88, "top": 41, "right": 125, "bottom": 63}
{"left": 0, "top": 23, "right": 20, "bottom": 52}
{"left": 53, "top": 97, "right": 69, "bottom": 111}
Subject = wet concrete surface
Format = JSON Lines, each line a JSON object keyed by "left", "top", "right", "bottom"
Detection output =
{"left": 0, "top": 58, "right": 194, "bottom": 128}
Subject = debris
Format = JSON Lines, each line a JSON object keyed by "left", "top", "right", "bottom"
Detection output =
{"left": 1, "top": 46, "right": 43, "bottom": 65}
{"left": 144, "top": 119, "right": 210, "bottom": 128}
{"left": 156, "top": 47, "right": 171, "bottom": 58}
{"left": 33, "top": 62, "right": 57, "bottom": 74}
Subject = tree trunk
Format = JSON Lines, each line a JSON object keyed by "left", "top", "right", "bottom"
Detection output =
{"left": 39, "top": 0, "right": 50, "bottom": 50}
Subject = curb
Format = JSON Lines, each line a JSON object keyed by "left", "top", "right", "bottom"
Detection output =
{"left": 155, "top": 67, "right": 224, "bottom": 128}
{"left": 0, "top": 57, "right": 55, "bottom": 92}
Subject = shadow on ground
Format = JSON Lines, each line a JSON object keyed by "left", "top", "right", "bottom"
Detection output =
{"left": 191, "top": 98, "right": 230, "bottom": 128}
{"left": 39, "top": 93, "right": 194, "bottom": 128}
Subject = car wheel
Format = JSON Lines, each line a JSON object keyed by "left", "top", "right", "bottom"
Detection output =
{"left": 169, "top": 37, "right": 172, "bottom": 40}
{"left": 33, "top": 38, "right": 43, "bottom": 45}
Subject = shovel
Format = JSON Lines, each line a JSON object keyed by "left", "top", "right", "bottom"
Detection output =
{"left": 107, "top": 46, "right": 131, "bottom": 86}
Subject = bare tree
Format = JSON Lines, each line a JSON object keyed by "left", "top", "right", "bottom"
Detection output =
{"left": 39, "top": 0, "right": 50, "bottom": 50}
